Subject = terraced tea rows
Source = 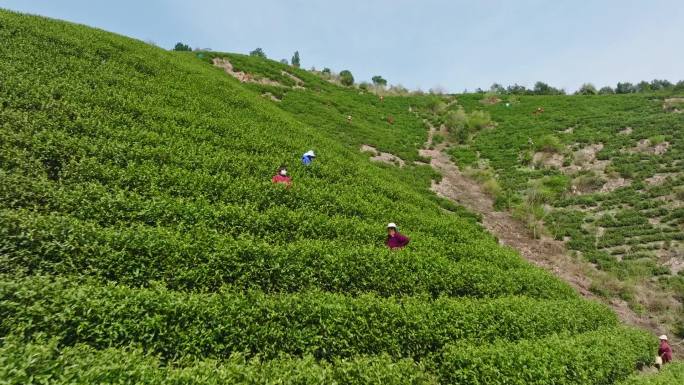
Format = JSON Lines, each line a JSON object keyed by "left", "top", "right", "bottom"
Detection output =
{"left": 0, "top": 9, "right": 656, "bottom": 384}
{"left": 439, "top": 92, "right": 683, "bottom": 334}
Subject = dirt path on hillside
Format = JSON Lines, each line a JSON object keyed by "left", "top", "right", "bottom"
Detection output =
{"left": 419, "top": 123, "right": 658, "bottom": 332}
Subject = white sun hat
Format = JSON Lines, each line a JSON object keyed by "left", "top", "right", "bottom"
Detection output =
{"left": 304, "top": 150, "right": 316, "bottom": 157}
{"left": 659, "top": 335, "right": 668, "bottom": 340}
{"left": 387, "top": 223, "right": 397, "bottom": 229}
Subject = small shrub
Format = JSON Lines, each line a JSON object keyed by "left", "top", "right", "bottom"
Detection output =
{"left": 371, "top": 75, "right": 387, "bottom": 87}
{"left": 573, "top": 171, "right": 606, "bottom": 193}
{"left": 444, "top": 108, "right": 492, "bottom": 143}
{"left": 677, "top": 318, "right": 684, "bottom": 338}
{"left": 449, "top": 146, "right": 478, "bottom": 167}
{"left": 427, "top": 99, "right": 447, "bottom": 114}
{"left": 339, "top": 70, "right": 354, "bottom": 86}
{"left": 445, "top": 108, "right": 467, "bottom": 131}
{"left": 598, "top": 86, "right": 615, "bottom": 94}
{"left": 483, "top": 178, "right": 502, "bottom": 197}
{"left": 173, "top": 42, "right": 192, "bottom": 51}
{"left": 507, "top": 95, "right": 520, "bottom": 104}
{"left": 648, "top": 135, "right": 666, "bottom": 145}
{"left": 577, "top": 83, "right": 597, "bottom": 95}
{"left": 464, "top": 167, "right": 496, "bottom": 183}
{"left": 249, "top": 48, "right": 266, "bottom": 58}
{"left": 466, "top": 110, "right": 492, "bottom": 130}
{"left": 525, "top": 186, "right": 554, "bottom": 205}
{"left": 518, "top": 150, "right": 533, "bottom": 166}
{"left": 537, "top": 134, "right": 564, "bottom": 153}
{"left": 538, "top": 175, "right": 570, "bottom": 198}
{"left": 652, "top": 266, "right": 671, "bottom": 276}
{"left": 479, "top": 94, "right": 501, "bottom": 105}
{"left": 449, "top": 127, "right": 465, "bottom": 144}
{"left": 675, "top": 188, "right": 684, "bottom": 201}
{"left": 512, "top": 202, "right": 549, "bottom": 239}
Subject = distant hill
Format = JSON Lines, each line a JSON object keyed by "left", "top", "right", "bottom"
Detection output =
{"left": 0, "top": 9, "right": 658, "bottom": 384}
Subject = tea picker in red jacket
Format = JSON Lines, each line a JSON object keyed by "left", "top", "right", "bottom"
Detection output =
{"left": 271, "top": 165, "right": 292, "bottom": 188}
{"left": 657, "top": 334, "right": 673, "bottom": 367}
{"left": 386, "top": 223, "right": 410, "bottom": 249}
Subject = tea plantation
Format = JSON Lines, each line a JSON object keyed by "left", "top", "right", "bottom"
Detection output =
{"left": 0, "top": 10, "right": 657, "bottom": 384}
{"left": 438, "top": 91, "right": 683, "bottom": 333}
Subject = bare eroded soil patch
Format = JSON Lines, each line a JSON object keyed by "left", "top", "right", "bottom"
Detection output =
{"left": 360, "top": 145, "right": 406, "bottom": 167}
{"left": 663, "top": 97, "right": 684, "bottom": 113}
{"left": 419, "top": 122, "right": 663, "bottom": 334}
{"left": 629, "top": 139, "right": 670, "bottom": 155}
{"left": 213, "top": 58, "right": 282, "bottom": 86}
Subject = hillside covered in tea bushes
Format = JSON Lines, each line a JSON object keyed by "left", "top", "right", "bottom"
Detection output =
{"left": 0, "top": 9, "right": 657, "bottom": 384}
{"left": 434, "top": 91, "right": 684, "bottom": 335}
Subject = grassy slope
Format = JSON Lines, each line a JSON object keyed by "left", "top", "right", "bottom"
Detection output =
{"left": 618, "top": 363, "right": 684, "bottom": 385}
{"left": 0, "top": 10, "right": 655, "bottom": 384}
{"left": 200, "top": 51, "right": 436, "bottom": 163}
{"left": 447, "top": 92, "right": 684, "bottom": 333}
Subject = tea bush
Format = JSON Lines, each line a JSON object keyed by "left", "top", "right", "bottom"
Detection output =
{"left": 0, "top": 210, "right": 575, "bottom": 299}
{"left": 0, "top": 336, "right": 438, "bottom": 385}
{"left": 0, "top": 276, "right": 615, "bottom": 361}
{"left": 436, "top": 327, "right": 654, "bottom": 385}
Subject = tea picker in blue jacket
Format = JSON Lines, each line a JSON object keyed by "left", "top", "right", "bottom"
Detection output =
{"left": 301, "top": 150, "right": 316, "bottom": 166}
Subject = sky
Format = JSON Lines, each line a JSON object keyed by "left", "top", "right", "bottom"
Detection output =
{"left": 3, "top": 0, "right": 683, "bottom": 92}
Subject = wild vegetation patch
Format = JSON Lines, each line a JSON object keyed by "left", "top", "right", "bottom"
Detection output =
{"left": 438, "top": 92, "right": 683, "bottom": 334}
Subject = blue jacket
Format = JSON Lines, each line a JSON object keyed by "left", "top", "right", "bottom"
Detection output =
{"left": 301, "top": 155, "right": 313, "bottom": 165}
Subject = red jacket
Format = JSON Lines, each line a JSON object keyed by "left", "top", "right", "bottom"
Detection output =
{"left": 659, "top": 341, "right": 673, "bottom": 363}
{"left": 271, "top": 174, "right": 292, "bottom": 187}
{"left": 386, "top": 232, "right": 410, "bottom": 249}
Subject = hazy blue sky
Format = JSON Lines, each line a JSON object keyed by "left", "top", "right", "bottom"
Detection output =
{"left": 4, "top": 0, "right": 683, "bottom": 92}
